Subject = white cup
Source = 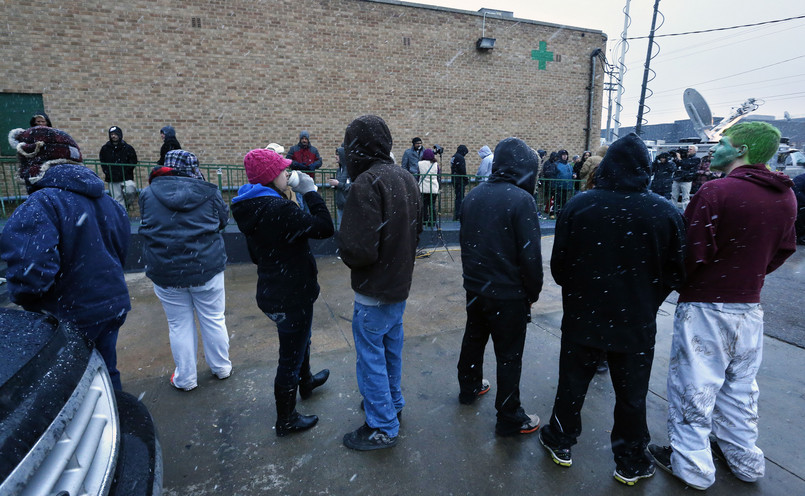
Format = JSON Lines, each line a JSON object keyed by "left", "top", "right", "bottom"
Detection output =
{"left": 287, "top": 170, "right": 300, "bottom": 188}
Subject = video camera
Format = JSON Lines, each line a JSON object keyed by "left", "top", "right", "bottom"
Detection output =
{"left": 432, "top": 144, "right": 444, "bottom": 157}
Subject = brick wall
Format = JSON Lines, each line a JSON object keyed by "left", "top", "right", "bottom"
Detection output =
{"left": 2, "top": 0, "right": 607, "bottom": 172}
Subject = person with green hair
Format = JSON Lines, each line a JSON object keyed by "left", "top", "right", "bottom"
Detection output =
{"left": 649, "top": 121, "right": 798, "bottom": 491}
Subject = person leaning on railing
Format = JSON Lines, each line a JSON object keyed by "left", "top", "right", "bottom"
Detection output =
{"left": 99, "top": 125, "right": 138, "bottom": 209}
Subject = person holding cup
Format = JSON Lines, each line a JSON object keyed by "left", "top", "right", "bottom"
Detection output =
{"left": 231, "top": 148, "right": 335, "bottom": 436}
{"left": 265, "top": 142, "right": 300, "bottom": 205}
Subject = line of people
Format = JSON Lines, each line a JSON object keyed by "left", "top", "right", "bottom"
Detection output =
{"left": 1, "top": 120, "right": 799, "bottom": 490}
{"left": 647, "top": 145, "right": 723, "bottom": 210}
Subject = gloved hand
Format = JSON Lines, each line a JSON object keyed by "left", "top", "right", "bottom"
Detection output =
{"left": 292, "top": 172, "right": 317, "bottom": 194}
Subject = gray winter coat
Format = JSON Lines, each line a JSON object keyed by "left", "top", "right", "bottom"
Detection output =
{"left": 139, "top": 176, "right": 228, "bottom": 287}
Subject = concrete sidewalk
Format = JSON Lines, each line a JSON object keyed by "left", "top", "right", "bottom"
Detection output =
{"left": 116, "top": 238, "right": 805, "bottom": 495}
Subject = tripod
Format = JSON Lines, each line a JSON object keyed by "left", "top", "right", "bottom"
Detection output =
{"left": 417, "top": 146, "right": 454, "bottom": 262}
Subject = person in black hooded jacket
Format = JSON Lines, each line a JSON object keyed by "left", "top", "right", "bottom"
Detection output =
{"left": 794, "top": 173, "right": 805, "bottom": 245}
{"left": 158, "top": 125, "right": 182, "bottom": 165}
{"left": 99, "top": 125, "right": 138, "bottom": 208}
{"left": 538, "top": 133, "right": 686, "bottom": 485}
{"left": 457, "top": 137, "right": 543, "bottom": 437}
{"left": 450, "top": 145, "right": 469, "bottom": 220}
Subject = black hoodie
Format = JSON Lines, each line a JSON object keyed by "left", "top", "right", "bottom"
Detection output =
{"left": 460, "top": 137, "right": 543, "bottom": 302}
{"left": 338, "top": 115, "right": 422, "bottom": 303}
{"left": 450, "top": 145, "right": 469, "bottom": 177}
{"left": 551, "top": 133, "right": 686, "bottom": 352}
{"left": 99, "top": 126, "right": 138, "bottom": 182}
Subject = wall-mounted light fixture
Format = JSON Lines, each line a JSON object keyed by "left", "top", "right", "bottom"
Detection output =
{"left": 476, "top": 12, "right": 495, "bottom": 51}
{"left": 476, "top": 37, "right": 496, "bottom": 50}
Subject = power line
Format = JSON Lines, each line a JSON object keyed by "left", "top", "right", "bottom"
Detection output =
{"left": 621, "top": 73, "right": 805, "bottom": 102}
{"left": 620, "top": 54, "right": 805, "bottom": 100}
{"left": 626, "top": 14, "right": 805, "bottom": 40}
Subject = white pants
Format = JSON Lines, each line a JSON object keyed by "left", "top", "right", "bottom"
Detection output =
{"left": 667, "top": 302, "right": 765, "bottom": 489}
{"left": 671, "top": 181, "right": 692, "bottom": 211}
{"left": 153, "top": 271, "right": 232, "bottom": 389}
{"left": 109, "top": 181, "right": 126, "bottom": 208}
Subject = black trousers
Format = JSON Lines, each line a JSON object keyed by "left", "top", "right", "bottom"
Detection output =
{"left": 453, "top": 178, "right": 466, "bottom": 220}
{"left": 265, "top": 304, "right": 314, "bottom": 390}
{"left": 545, "top": 338, "right": 654, "bottom": 468}
{"left": 457, "top": 292, "right": 529, "bottom": 426}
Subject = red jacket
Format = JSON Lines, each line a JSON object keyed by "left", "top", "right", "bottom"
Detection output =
{"left": 679, "top": 164, "right": 797, "bottom": 303}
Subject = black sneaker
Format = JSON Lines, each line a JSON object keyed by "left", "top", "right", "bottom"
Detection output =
{"left": 343, "top": 423, "right": 398, "bottom": 451}
{"left": 495, "top": 413, "right": 540, "bottom": 437}
{"left": 709, "top": 434, "right": 725, "bottom": 461}
{"left": 614, "top": 464, "right": 655, "bottom": 486}
{"left": 648, "top": 444, "right": 707, "bottom": 491}
{"left": 458, "top": 379, "right": 490, "bottom": 405}
{"left": 708, "top": 434, "right": 758, "bottom": 483}
{"left": 539, "top": 426, "right": 572, "bottom": 467}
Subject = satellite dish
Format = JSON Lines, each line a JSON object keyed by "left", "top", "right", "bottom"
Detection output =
{"left": 684, "top": 88, "right": 713, "bottom": 141}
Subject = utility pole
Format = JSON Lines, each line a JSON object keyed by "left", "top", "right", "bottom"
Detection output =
{"left": 634, "top": 0, "right": 661, "bottom": 136}
{"left": 604, "top": 69, "right": 617, "bottom": 143}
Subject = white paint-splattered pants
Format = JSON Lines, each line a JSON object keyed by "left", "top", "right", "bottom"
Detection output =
{"left": 667, "top": 302, "right": 765, "bottom": 489}
{"left": 154, "top": 271, "right": 232, "bottom": 389}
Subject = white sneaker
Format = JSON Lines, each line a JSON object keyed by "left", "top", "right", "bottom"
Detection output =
{"left": 215, "top": 368, "right": 232, "bottom": 380}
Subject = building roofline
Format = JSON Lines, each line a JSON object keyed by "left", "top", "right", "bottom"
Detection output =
{"left": 362, "top": 0, "right": 608, "bottom": 38}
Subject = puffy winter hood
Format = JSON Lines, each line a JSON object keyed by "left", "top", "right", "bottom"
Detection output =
{"left": 728, "top": 163, "right": 794, "bottom": 192}
{"left": 595, "top": 133, "right": 651, "bottom": 192}
{"left": 231, "top": 182, "right": 283, "bottom": 204}
{"left": 488, "top": 137, "right": 539, "bottom": 193}
{"left": 29, "top": 162, "right": 105, "bottom": 198}
{"left": 343, "top": 115, "right": 393, "bottom": 181}
{"left": 456, "top": 145, "right": 469, "bottom": 156}
{"left": 160, "top": 126, "right": 176, "bottom": 139}
{"left": 478, "top": 145, "right": 492, "bottom": 159}
{"left": 149, "top": 175, "right": 220, "bottom": 212}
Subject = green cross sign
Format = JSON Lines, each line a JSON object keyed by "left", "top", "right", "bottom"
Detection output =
{"left": 531, "top": 41, "right": 554, "bottom": 70}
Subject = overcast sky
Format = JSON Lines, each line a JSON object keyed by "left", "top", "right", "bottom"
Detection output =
{"left": 414, "top": 0, "right": 805, "bottom": 130}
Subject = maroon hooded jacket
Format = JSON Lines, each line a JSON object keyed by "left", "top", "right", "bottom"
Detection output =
{"left": 679, "top": 163, "right": 797, "bottom": 303}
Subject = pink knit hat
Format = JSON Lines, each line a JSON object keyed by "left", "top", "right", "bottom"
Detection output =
{"left": 243, "top": 148, "right": 292, "bottom": 185}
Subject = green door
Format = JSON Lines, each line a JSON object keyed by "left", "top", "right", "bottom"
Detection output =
{"left": 1, "top": 93, "right": 45, "bottom": 156}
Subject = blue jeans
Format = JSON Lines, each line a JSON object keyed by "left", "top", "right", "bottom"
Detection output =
{"left": 78, "top": 314, "right": 127, "bottom": 391}
{"left": 352, "top": 300, "right": 406, "bottom": 437}
{"left": 266, "top": 305, "right": 313, "bottom": 390}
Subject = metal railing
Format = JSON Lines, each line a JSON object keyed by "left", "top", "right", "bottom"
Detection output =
{"left": 0, "top": 157, "right": 583, "bottom": 222}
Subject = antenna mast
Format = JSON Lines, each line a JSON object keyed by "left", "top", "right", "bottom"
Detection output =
{"left": 611, "top": 0, "right": 631, "bottom": 142}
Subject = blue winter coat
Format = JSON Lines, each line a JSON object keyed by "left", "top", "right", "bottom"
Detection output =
{"left": 0, "top": 164, "right": 131, "bottom": 326}
{"left": 138, "top": 176, "right": 228, "bottom": 288}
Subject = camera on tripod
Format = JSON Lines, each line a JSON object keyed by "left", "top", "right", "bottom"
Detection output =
{"left": 432, "top": 144, "right": 444, "bottom": 157}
